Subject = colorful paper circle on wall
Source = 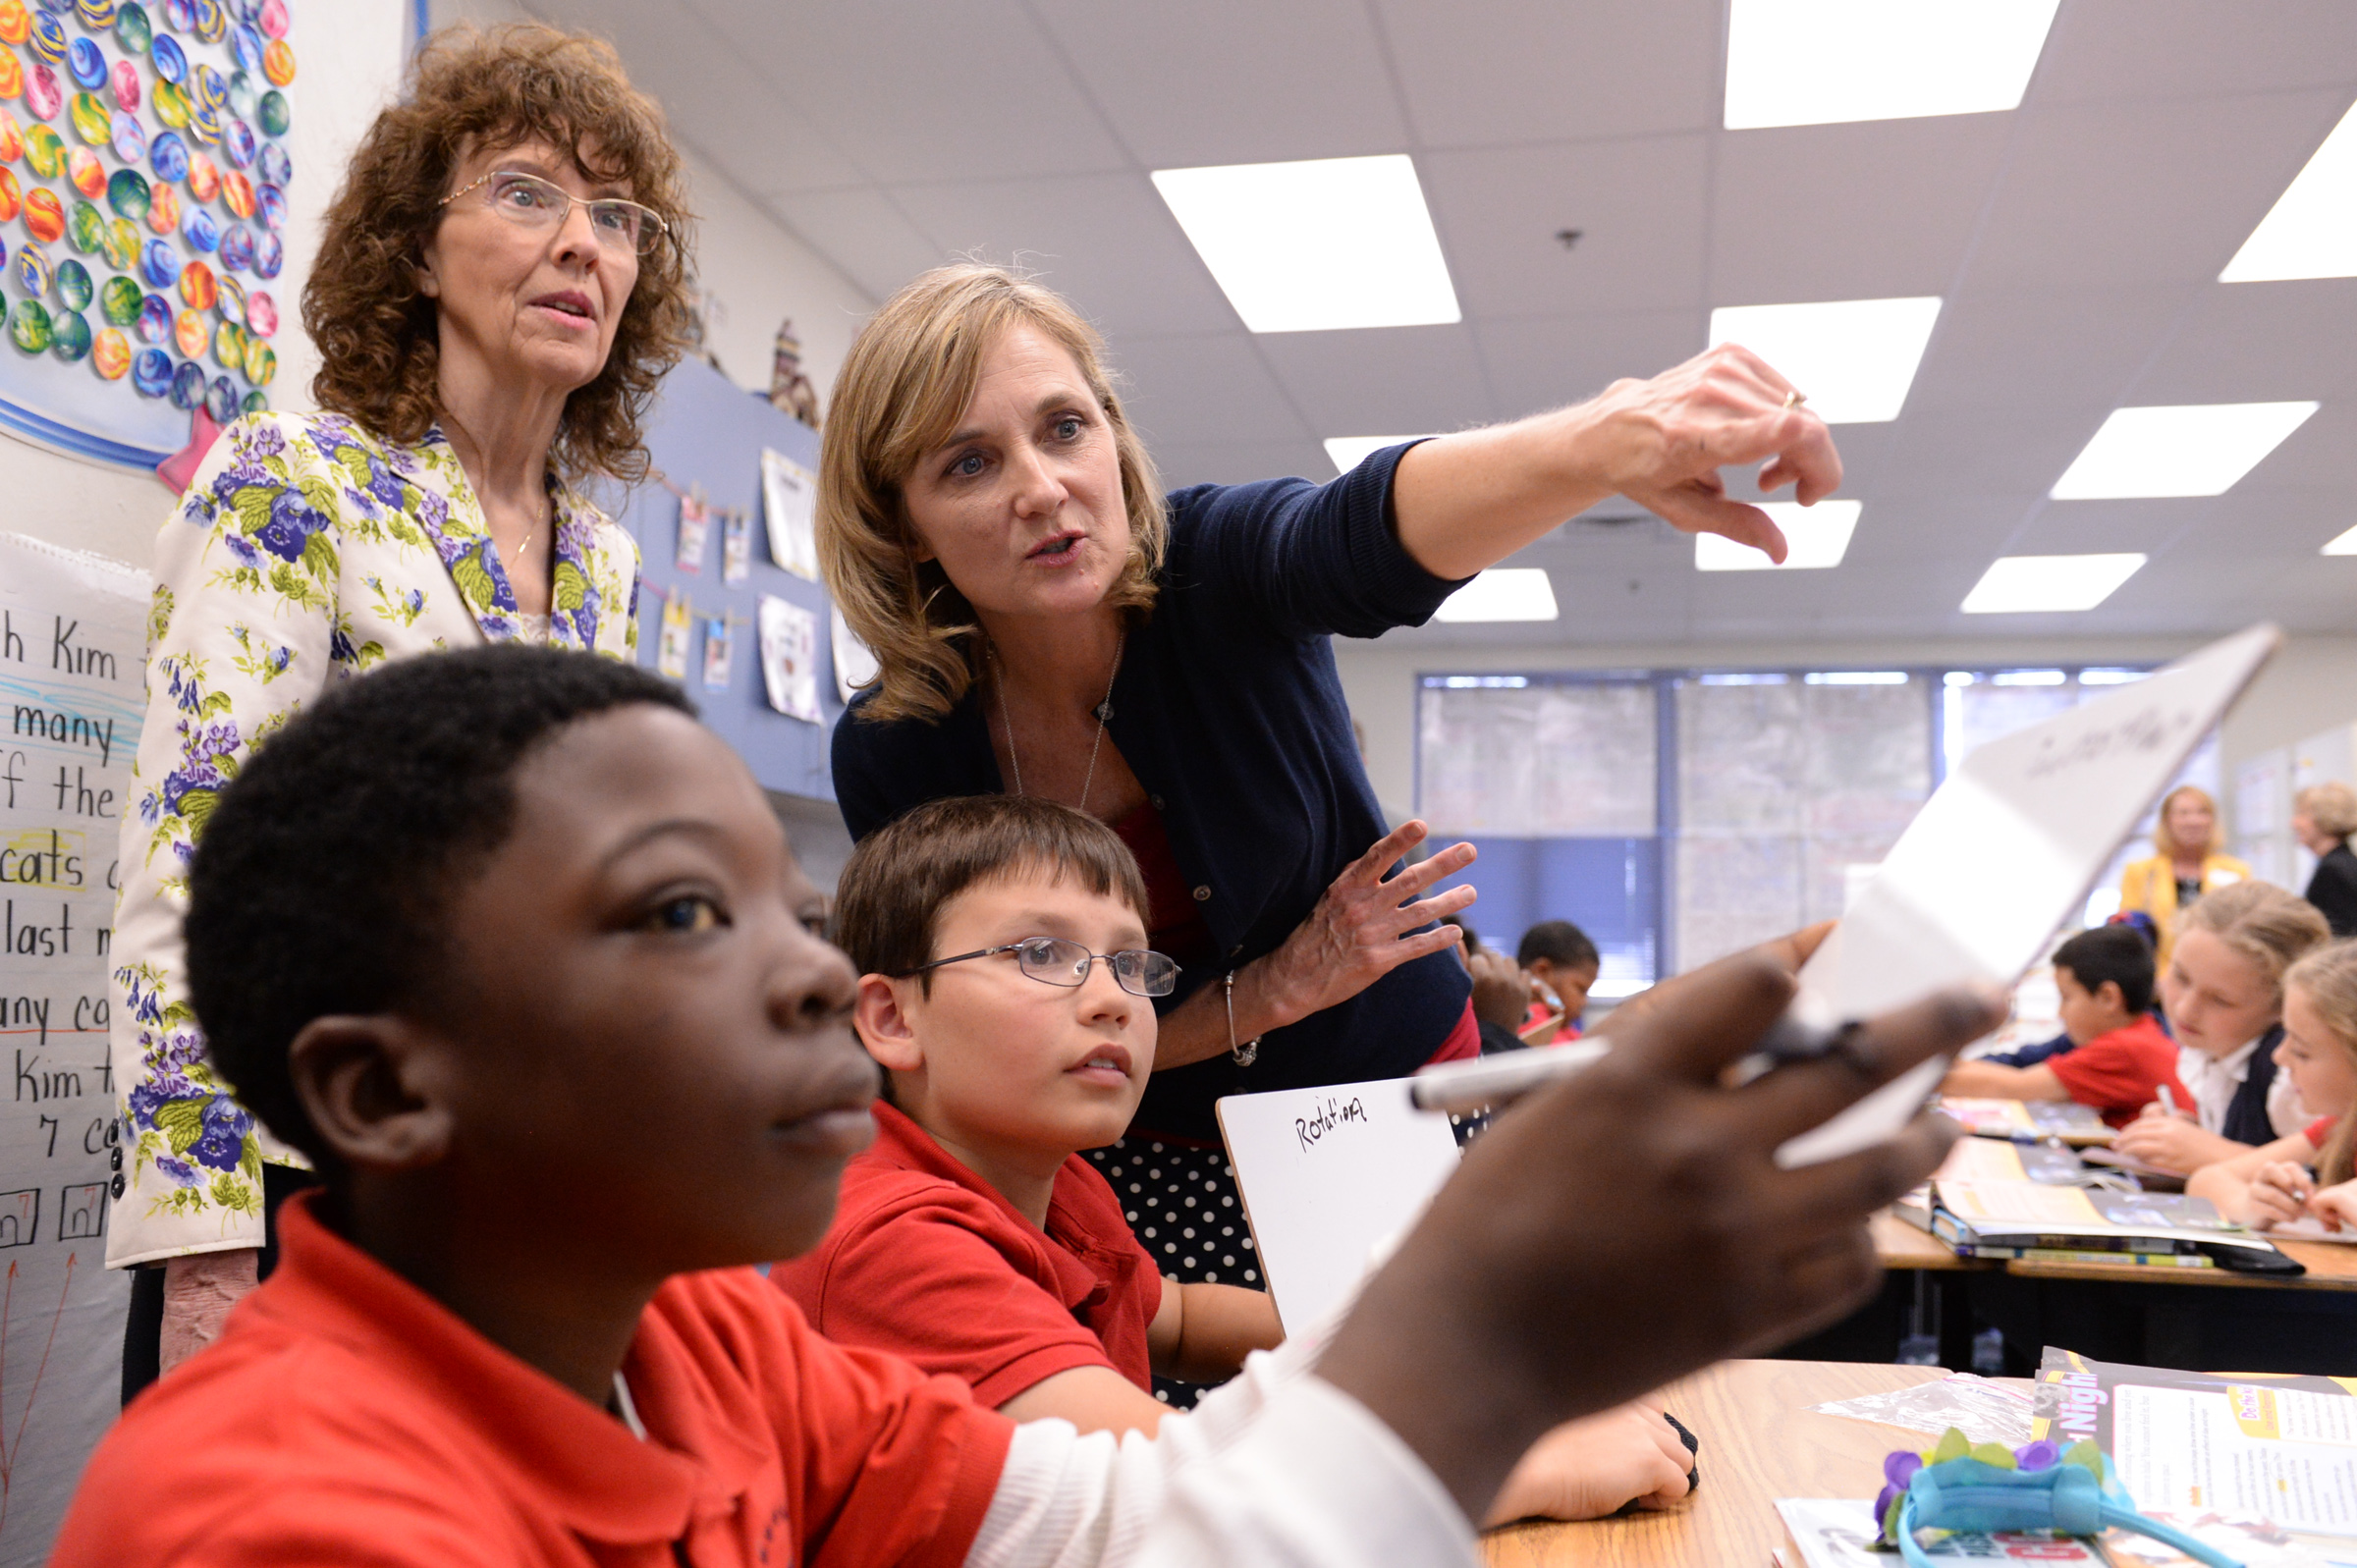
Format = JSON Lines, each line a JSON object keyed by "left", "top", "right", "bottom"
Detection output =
{"left": 167, "top": 354, "right": 200, "bottom": 407}
{"left": 0, "top": 52, "right": 21, "bottom": 101}
{"left": 91, "top": 323, "right": 127, "bottom": 377}
{"left": 147, "top": 126, "right": 186, "bottom": 180}
{"left": 171, "top": 303, "right": 202, "bottom": 355}
{"left": 228, "top": 22, "right": 257, "bottom": 73}
{"left": 256, "top": 87, "right": 286, "bottom": 138}
{"left": 210, "top": 266, "right": 239, "bottom": 318}
{"left": 148, "top": 31, "right": 184, "bottom": 84}
{"left": 111, "top": 58, "right": 138, "bottom": 113}
{"left": 0, "top": 2, "right": 29, "bottom": 47}
{"left": 175, "top": 256, "right": 211, "bottom": 307}
{"left": 25, "top": 62, "right": 62, "bottom": 122}
{"left": 103, "top": 213, "right": 136, "bottom": 267}
{"left": 203, "top": 372, "right": 233, "bottom": 421}
{"left": 133, "top": 286, "right": 166, "bottom": 339}
{"left": 215, "top": 220, "right": 248, "bottom": 270}
{"left": 76, "top": 0, "right": 121, "bottom": 28}
{"left": 250, "top": 226, "right": 276, "bottom": 277}
{"left": 161, "top": 0, "right": 192, "bottom": 32}
{"left": 68, "top": 90, "right": 108, "bottom": 146}
{"left": 0, "top": 116, "right": 18, "bottom": 163}
{"left": 10, "top": 241, "right": 47, "bottom": 295}
{"left": 253, "top": 138, "right": 284, "bottom": 187}
{"left": 254, "top": 180, "right": 281, "bottom": 231}
{"left": 27, "top": 10, "right": 66, "bottom": 66}
{"left": 53, "top": 255, "right": 88, "bottom": 307}
{"left": 237, "top": 386, "right": 260, "bottom": 414}
{"left": 114, "top": 2, "right": 149, "bottom": 55}
{"left": 192, "top": 61, "right": 224, "bottom": 110}
{"left": 259, "top": 37, "right": 290, "bottom": 86}
{"left": 180, "top": 203, "right": 213, "bottom": 250}
{"left": 240, "top": 334, "right": 267, "bottom": 385}
{"left": 222, "top": 116, "right": 252, "bottom": 168}
{"left": 66, "top": 146, "right": 102, "bottom": 197}
{"left": 109, "top": 117, "right": 143, "bottom": 169}
{"left": 9, "top": 298, "right": 51, "bottom": 351}
{"left": 221, "top": 169, "right": 250, "bottom": 217}
{"left": 243, "top": 286, "right": 271, "bottom": 336}
{"left": 22, "top": 122, "right": 58, "bottom": 176}
{"left": 137, "top": 232, "right": 173, "bottom": 285}
{"left": 67, "top": 196, "right": 103, "bottom": 251}
{"left": 141, "top": 176, "right": 173, "bottom": 232}
{"left": 192, "top": 0, "right": 225, "bottom": 45}
{"left": 50, "top": 306, "right": 89, "bottom": 361}
{"left": 105, "top": 166, "right": 147, "bottom": 220}
{"left": 224, "top": 65, "right": 251, "bottom": 118}
{"left": 187, "top": 95, "right": 217, "bottom": 145}
{"left": 129, "top": 342, "right": 167, "bottom": 393}
{"left": 0, "top": 168, "right": 18, "bottom": 223}
{"left": 209, "top": 314, "right": 238, "bottom": 366}
{"left": 184, "top": 147, "right": 215, "bottom": 200}
{"left": 150, "top": 78, "right": 185, "bottom": 128}
{"left": 98, "top": 270, "right": 138, "bottom": 324}
{"left": 67, "top": 36, "right": 105, "bottom": 92}
{"left": 22, "top": 187, "right": 61, "bottom": 242}
{"left": 255, "top": 0, "right": 282, "bottom": 37}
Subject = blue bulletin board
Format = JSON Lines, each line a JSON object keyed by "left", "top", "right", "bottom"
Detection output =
{"left": 0, "top": 0, "right": 297, "bottom": 470}
{"left": 611, "top": 355, "right": 846, "bottom": 802}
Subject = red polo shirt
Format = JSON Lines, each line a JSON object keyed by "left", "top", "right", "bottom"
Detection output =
{"left": 53, "top": 1193, "right": 1011, "bottom": 1567}
{"left": 773, "top": 1103, "right": 1162, "bottom": 1405}
{"left": 2049, "top": 1013, "right": 2195, "bottom": 1129}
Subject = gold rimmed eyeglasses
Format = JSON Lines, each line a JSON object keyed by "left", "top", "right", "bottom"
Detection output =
{"left": 439, "top": 169, "right": 668, "bottom": 257}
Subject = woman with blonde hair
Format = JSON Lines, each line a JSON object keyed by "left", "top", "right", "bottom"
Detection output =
{"left": 111, "top": 24, "right": 690, "bottom": 1391}
{"left": 817, "top": 261, "right": 1841, "bottom": 1323}
{"left": 2117, "top": 784, "right": 2250, "bottom": 972}
{"left": 2113, "top": 880, "right": 2330, "bottom": 1174}
{"left": 2187, "top": 940, "right": 2357, "bottom": 1228}
{"left": 2293, "top": 782, "right": 2357, "bottom": 938}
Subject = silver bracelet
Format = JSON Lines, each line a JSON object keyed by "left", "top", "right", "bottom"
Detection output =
{"left": 1225, "top": 970, "right": 1260, "bottom": 1067}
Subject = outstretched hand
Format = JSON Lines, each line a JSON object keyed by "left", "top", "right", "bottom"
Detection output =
{"left": 1483, "top": 1401, "right": 1693, "bottom": 1526}
{"left": 1253, "top": 820, "right": 1475, "bottom": 1031}
{"left": 1318, "top": 939, "right": 2000, "bottom": 1524}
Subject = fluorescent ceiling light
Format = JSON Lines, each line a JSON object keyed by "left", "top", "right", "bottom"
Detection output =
{"left": 2050, "top": 403, "right": 2320, "bottom": 499}
{"left": 2220, "top": 99, "right": 2357, "bottom": 283}
{"left": 1707, "top": 299, "right": 1941, "bottom": 422}
{"left": 1991, "top": 670, "right": 2066, "bottom": 685}
{"left": 1960, "top": 554, "right": 2146, "bottom": 615}
{"left": 1324, "top": 435, "right": 1435, "bottom": 476}
{"left": 2077, "top": 668, "right": 2150, "bottom": 684}
{"left": 1699, "top": 673, "right": 1789, "bottom": 685}
{"left": 1694, "top": 500, "right": 1860, "bottom": 571}
{"left": 1152, "top": 155, "right": 1459, "bottom": 334}
{"left": 1434, "top": 568, "right": 1559, "bottom": 623}
{"left": 1805, "top": 671, "right": 1907, "bottom": 684}
{"left": 1725, "top": 0, "right": 2061, "bottom": 130}
{"left": 2324, "top": 523, "right": 2357, "bottom": 556}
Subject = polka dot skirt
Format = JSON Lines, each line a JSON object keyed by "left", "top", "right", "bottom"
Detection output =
{"left": 1085, "top": 1136, "right": 1255, "bottom": 1408}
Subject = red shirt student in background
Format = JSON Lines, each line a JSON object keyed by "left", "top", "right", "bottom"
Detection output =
{"left": 1943, "top": 925, "right": 2186, "bottom": 1128}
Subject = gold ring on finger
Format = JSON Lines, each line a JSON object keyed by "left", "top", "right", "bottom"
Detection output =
{"left": 1781, "top": 389, "right": 1806, "bottom": 410}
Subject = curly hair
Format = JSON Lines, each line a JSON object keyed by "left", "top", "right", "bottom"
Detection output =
{"left": 184, "top": 646, "right": 695, "bottom": 1178}
{"left": 817, "top": 264, "right": 1168, "bottom": 724}
{"left": 301, "top": 23, "right": 694, "bottom": 483}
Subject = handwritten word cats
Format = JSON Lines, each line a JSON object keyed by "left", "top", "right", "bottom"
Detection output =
{"left": 1293, "top": 1095, "right": 1369, "bottom": 1155}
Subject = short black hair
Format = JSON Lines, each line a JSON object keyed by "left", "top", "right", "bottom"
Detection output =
{"left": 2053, "top": 924, "right": 2156, "bottom": 1016}
{"left": 1518, "top": 919, "right": 1599, "bottom": 971}
{"left": 184, "top": 646, "right": 695, "bottom": 1173}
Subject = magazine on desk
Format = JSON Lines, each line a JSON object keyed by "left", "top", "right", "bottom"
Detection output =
{"left": 1943, "top": 1097, "right": 2115, "bottom": 1146}
{"left": 2033, "top": 1349, "right": 2357, "bottom": 1544}
{"left": 1927, "top": 1178, "right": 2296, "bottom": 1269}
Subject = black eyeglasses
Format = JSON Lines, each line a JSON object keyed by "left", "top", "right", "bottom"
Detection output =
{"left": 899, "top": 936, "right": 1178, "bottom": 999}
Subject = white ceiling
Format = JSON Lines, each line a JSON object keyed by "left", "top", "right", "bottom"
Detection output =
{"left": 527, "top": 0, "right": 2357, "bottom": 646}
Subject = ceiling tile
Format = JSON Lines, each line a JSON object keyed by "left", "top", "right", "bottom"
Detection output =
{"left": 1102, "top": 335, "right": 1313, "bottom": 449}
{"left": 1471, "top": 309, "right": 1703, "bottom": 417}
{"left": 2206, "top": 397, "right": 2357, "bottom": 491}
{"left": 759, "top": 188, "right": 946, "bottom": 302}
{"left": 1710, "top": 117, "right": 2012, "bottom": 303}
{"left": 2031, "top": 1, "right": 2357, "bottom": 106}
{"left": 1027, "top": 0, "right": 1406, "bottom": 166}
{"left": 1150, "top": 439, "right": 1343, "bottom": 490}
{"left": 1254, "top": 324, "right": 1500, "bottom": 435}
{"left": 1424, "top": 136, "right": 1709, "bottom": 318}
{"left": 2131, "top": 279, "right": 2357, "bottom": 405}
{"left": 1879, "top": 406, "right": 2108, "bottom": 500}
{"left": 1903, "top": 284, "right": 2194, "bottom": 413}
{"left": 1374, "top": 0, "right": 1722, "bottom": 146}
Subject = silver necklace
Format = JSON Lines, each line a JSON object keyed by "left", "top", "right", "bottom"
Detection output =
{"left": 992, "top": 629, "right": 1125, "bottom": 815}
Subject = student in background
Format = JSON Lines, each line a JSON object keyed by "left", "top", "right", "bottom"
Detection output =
{"left": 2187, "top": 941, "right": 2357, "bottom": 1229}
{"left": 1518, "top": 921, "right": 1602, "bottom": 1045}
{"left": 781, "top": 795, "right": 1697, "bottom": 1524}
{"left": 2294, "top": 783, "right": 2357, "bottom": 939}
{"left": 2117, "top": 785, "right": 2249, "bottom": 974}
{"left": 1940, "top": 926, "right": 2185, "bottom": 1128}
{"left": 1457, "top": 926, "right": 1540, "bottom": 1056}
{"left": 2112, "top": 882, "right": 2330, "bottom": 1174}
{"left": 56, "top": 645, "right": 1998, "bottom": 1563}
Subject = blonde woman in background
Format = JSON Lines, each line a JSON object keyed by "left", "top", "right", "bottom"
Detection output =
{"left": 2294, "top": 782, "right": 2357, "bottom": 939}
{"left": 2112, "top": 881, "right": 2330, "bottom": 1173}
{"left": 2118, "top": 785, "right": 2250, "bottom": 972}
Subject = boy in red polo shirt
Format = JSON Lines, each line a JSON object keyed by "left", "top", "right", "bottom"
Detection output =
{"left": 1943, "top": 924, "right": 2187, "bottom": 1128}
{"left": 52, "top": 647, "right": 1990, "bottom": 1565}
{"left": 776, "top": 796, "right": 1699, "bottom": 1524}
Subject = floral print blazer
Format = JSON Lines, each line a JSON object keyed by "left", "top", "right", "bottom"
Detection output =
{"left": 107, "top": 410, "right": 640, "bottom": 1268}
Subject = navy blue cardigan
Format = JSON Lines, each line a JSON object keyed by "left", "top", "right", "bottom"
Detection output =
{"left": 831, "top": 443, "right": 1474, "bottom": 1142}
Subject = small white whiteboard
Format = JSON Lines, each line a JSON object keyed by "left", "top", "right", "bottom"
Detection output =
{"left": 1217, "top": 1076, "right": 1461, "bottom": 1333}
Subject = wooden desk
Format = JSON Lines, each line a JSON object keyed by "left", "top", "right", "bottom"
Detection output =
{"left": 1872, "top": 1211, "right": 1989, "bottom": 1272}
{"left": 2008, "top": 1237, "right": 2357, "bottom": 1291}
{"left": 1485, "top": 1360, "right": 1941, "bottom": 1568}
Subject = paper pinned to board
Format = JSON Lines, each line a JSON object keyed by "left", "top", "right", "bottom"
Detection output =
{"left": 757, "top": 594, "right": 821, "bottom": 723}
{"left": 760, "top": 449, "right": 819, "bottom": 581}
{"left": 1778, "top": 624, "right": 2281, "bottom": 1167}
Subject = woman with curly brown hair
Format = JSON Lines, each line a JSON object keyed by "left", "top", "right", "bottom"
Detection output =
{"left": 108, "top": 23, "right": 692, "bottom": 1393}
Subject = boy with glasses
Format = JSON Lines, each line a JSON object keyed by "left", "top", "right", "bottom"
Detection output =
{"left": 776, "top": 794, "right": 1702, "bottom": 1524}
